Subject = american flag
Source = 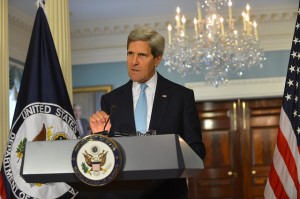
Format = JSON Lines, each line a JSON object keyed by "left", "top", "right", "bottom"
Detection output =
{"left": 264, "top": 3, "right": 300, "bottom": 199}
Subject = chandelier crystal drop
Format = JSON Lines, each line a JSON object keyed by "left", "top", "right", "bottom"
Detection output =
{"left": 163, "top": 0, "right": 266, "bottom": 87}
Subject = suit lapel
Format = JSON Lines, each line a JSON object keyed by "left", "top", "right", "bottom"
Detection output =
{"left": 119, "top": 81, "right": 136, "bottom": 131}
{"left": 149, "top": 74, "right": 171, "bottom": 132}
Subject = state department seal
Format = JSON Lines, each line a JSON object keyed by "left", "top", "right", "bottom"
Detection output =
{"left": 71, "top": 134, "right": 123, "bottom": 186}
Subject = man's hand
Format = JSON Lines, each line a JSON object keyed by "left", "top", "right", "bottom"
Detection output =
{"left": 89, "top": 111, "right": 111, "bottom": 133}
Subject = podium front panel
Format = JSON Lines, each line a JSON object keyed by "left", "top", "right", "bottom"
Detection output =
{"left": 21, "top": 134, "right": 203, "bottom": 183}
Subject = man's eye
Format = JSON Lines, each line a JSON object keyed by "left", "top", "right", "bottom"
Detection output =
{"left": 127, "top": 52, "right": 133, "bottom": 56}
{"left": 138, "top": 53, "right": 147, "bottom": 57}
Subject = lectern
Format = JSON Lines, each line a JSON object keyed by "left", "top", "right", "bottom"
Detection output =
{"left": 21, "top": 134, "right": 204, "bottom": 199}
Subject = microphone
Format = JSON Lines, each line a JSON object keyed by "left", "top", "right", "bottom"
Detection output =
{"left": 95, "top": 105, "right": 117, "bottom": 136}
{"left": 103, "top": 105, "right": 117, "bottom": 132}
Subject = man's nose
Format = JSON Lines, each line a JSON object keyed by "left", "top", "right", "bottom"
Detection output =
{"left": 132, "top": 54, "right": 139, "bottom": 65}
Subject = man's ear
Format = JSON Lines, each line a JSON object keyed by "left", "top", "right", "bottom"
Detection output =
{"left": 154, "top": 55, "right": 162, "bottom": 67}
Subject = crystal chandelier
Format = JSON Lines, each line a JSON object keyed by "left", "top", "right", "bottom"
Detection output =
{"left": 163, "top": 0, "right": 266, "bottom": 87}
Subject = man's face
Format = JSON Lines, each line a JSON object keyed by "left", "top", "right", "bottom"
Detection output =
{"left": 127, "top": 41, "right": 162, "bottom": 83}
{"left": 73, "top": 105, "right": 82, "bottom": 119}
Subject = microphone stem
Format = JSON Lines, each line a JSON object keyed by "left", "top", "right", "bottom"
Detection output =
{"left": 103, "top": 116, "right": 110, "bottom": 132}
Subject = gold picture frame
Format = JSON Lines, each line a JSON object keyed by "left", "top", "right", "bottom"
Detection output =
{"left": 73, "top": 85, "right": 112, "bottom": 120}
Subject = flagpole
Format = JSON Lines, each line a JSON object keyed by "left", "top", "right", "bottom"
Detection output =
{"left": 45, "top": 0, "right": 73, "bottom": 103}
{"left": 0, "top": 0, "right": 10, "bottom": 165}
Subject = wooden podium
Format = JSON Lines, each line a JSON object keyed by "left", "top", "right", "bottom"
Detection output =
{"left": 21, "top": 134, "right": 204, "bottom": 198}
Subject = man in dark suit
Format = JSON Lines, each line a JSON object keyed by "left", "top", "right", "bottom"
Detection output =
{"left": 90, "top": 26, "right": 205, "bottom": 199}
{"left": 73, "top": 104, "right": 90, "bottom": 138}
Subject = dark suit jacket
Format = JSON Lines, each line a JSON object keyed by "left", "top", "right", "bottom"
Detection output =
{"left": 101, "top": 73, "right": 205, "bottom": 199}
{"left": 80, "top": 118, "right": 91, "bottom": 138}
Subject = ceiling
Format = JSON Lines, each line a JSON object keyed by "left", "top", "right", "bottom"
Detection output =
{"left": 8, "top": 0, "right": 299, "bottom": 25}
{"left": 7, "top": 0, "right": 300, "bottom": 65}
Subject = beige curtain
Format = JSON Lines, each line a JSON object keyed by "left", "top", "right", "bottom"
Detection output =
{"left": 45, "top": 0, "right": 73, "bottom": 102}
{"left": 0, "top": 0, "right": 10, "bottom": 166}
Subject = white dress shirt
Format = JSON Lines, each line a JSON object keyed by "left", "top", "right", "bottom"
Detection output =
{"left": 132, "top": 71, "right": 157, "bottom": 130}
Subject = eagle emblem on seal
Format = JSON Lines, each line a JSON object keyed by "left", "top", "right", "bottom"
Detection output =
{"left": 82, "top": 146, "right": 109, "bottom": 176}
{"left": 72, "top": 134, "right": 122, "bottom": 186}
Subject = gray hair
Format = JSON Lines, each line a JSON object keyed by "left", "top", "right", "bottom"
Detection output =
{"left": 127, "top": 26, "right": 165, "bottom": 58}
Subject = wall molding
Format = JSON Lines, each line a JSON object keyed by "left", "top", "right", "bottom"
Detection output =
{"left": 185, "top": 77, "right": 285, "bottom": 101}
{"left": 72, "top": 47, "right": 126, "bottom": 65}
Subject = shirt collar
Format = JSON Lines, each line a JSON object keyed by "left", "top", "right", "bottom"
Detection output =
{"left": 132, "top": 71, "right": 157, "bottom": 92}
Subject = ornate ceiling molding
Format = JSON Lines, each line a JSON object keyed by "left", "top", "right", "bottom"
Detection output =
{"left": 8, "top": 6, "right": 33, "bottom": 33}
{"left": 9, "top": 6, "right": 296, "bottom": 39}
{"left": 8, "top": 6, "right": 33, "bottom": 62}
{"left": 70, "top": 8, "right": 297, "bottom": 38}
{"left": 8, "top": 5, "right": 297, "bottom": 64}
{"left": 70, "top": 8, "right": 297, "bottom": 64}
